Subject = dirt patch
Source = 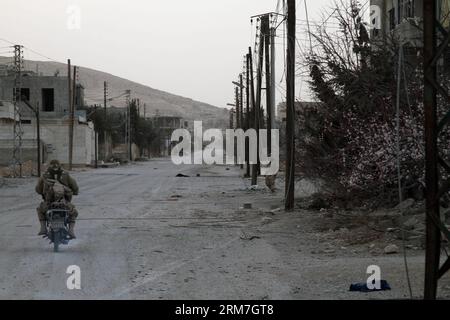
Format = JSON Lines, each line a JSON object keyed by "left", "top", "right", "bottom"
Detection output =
{"left": 0, "top": 161, "right": 46, "bottom": 178}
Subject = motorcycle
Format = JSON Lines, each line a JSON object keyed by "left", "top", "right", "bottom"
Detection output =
{"left": 43, "top": 179, "right": 73, "bottom": 252}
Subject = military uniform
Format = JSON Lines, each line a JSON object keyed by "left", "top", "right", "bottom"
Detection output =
{"left": 35, "top": 160, "right": 79, "bottom": 237}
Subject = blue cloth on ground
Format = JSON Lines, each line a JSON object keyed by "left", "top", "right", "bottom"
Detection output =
{"left": 349, "top": 280, "right": 391, "bottom": 292}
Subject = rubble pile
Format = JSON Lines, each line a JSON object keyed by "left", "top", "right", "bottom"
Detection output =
{"left": 308, "top": 197, "right": 450, "bottom": 255}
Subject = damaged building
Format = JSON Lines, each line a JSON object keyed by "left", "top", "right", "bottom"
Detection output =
{"left": 0, "top": 67, "right": 96, "bottom": 168}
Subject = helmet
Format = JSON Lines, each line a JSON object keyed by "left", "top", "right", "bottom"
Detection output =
{"left": 48, "top": 159, "right": 62, "bottom": 177}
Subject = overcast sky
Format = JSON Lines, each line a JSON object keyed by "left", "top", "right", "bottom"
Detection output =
{"left": 0, "top": 0, "right": 343, "bottom": 109}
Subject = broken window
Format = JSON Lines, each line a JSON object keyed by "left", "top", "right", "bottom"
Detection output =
{"left": 42, "top": 88, "right": 55, "bottom": 112}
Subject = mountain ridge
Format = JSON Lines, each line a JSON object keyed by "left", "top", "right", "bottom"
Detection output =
{"left": 0, "top": 57, "right": 229, "bottom": 128}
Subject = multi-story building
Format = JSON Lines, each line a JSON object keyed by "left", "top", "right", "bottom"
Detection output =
{"left": 371, "top": 1, "right": 450, "bottom": 68}
{"left": 371, "top": 0, "right": 450, "bottom": 45}
{"left": 0, "top": 68, "right": 96, "bottom": 168}
{"left": 151, "top": 116, "right": 189, "bottom": 156}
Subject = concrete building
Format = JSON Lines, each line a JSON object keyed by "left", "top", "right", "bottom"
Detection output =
{"left": 371, "top": 0, "right": 450, "bottom": 46}
{"left": 0, "top": 68, "right": 96, "bottom": 167}
{"left": 151, "top": 116, "right": 189, "bottom": 156}
{"left": 277, "top": 101, "right": 323, "bottom": 123}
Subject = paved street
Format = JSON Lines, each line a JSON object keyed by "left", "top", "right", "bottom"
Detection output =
{"left": 1, "top": 159, "right": 450, "bottom": 300}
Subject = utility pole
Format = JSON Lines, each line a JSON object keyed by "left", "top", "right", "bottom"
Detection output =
{"left": 95, "top": 130, "right": 98, "bottom": 168}
{"left": 67, "top": 59, "right": 72, "bottom": 169}
{"left": 69, "top": 65, "right": 77, "bottom": 171}
{"left": 423, "top": 0, "right": 440, "bottom": 300}
{"left": 36, "top": 102, "right": 41, "bottom": 177}
{"left": 246, "top": 54, "right": 251, "bottom": 178}
{"left": 12, "top": 45, "right": 23, "bottom": 178}
{"left": 270, "top": 26, "right": 276, "bottom": 131}
{"left": 239, "top": 73, "right": 245, "bottom": 170}
{"left": 235, "top": 87, "right": 240, "bottom": 129}
{"left": 229, "top": 107, "right": 235, "bottom": 129}
{"left": 240, "top": 73, "right": 244, "bottom": 129}
{"left": 125, "top": 90, "right": 131, "bottom": 161}
{"left": 104, "top": 81, "right": 108, "bottom": 161}
{"left": 264, "top": 15, "right": 272, "bottom": 154}
{"left": 124, "top": 105, "right": 128, "bottom": 161}
{"left": 285, "top": 0, "right": 296, "bottom": 210}
{"left": 255, "top": 16, "right": 267, "bottom": 178}
{"left": 249, "top": 47, "right": 258, "bottom": 186}
{"left": 104, "top": 81, "right": 108, "bottom": 115}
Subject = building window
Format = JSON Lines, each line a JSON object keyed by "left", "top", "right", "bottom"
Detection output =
{"left": 399, "top": 0, "right": 415, "bottom": 22}
{"left": 406, "top": 0, "right": 415, "bottom": 18}
{"left": 13, "top": 88, "right": 30, "bottom": 101}
{"left": 42, "top": 88, "right": 54, "bottom": 112}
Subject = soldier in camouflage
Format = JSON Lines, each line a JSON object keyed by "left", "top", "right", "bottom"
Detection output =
{"left": 35, "top": 160, "right": 79, "bottom": 238}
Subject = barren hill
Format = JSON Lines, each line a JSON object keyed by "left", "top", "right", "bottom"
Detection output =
{"left": 0, "top": 57, "right": 229, "bottom": 129}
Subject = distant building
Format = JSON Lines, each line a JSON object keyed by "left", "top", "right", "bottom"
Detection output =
{"left": 277, "top": 101, "right": 322, "bottom": 122}
{"left": 0, "top": 70, "right": 85, "bottom": 116}
{"left": 371, "top": 0, "right": 450, "bottom": 69}
{"left": 151, "top": 115, "right": 189, "bottom": 156}
{"left": 371, "top": 0, "right": 450, "bottom": 44}
{"left": 371, "top": 0, "right": 422, "bottom": 46}
{"left": 0, "top": 68, "right": 96, "bottom": 167}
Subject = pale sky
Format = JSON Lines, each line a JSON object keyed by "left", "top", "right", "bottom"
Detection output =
{"left": 0, "top": 0, "right": 344, "bottom": 109}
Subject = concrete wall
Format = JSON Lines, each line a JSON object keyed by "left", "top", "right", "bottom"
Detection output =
{"left": 0, "top": 139, "right": 45, "bottom": 166}
{"left": 0, "top": 75, "right": 70, "bottom": 116}
{"left": 0, "top": 119, "right": 95, "bottom": 166}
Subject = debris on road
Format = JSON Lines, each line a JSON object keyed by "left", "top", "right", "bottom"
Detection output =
{"left": 349, "top": 280, "right": 391, "bottom": 292}
{"left": 240, "top": 231, "right": 261, "bottom": 241}
{"left": 176, "top": 173, "right": 190, "bottom": 178}
{"left": 100, "top": 162, "right": 120, "bottom": 168}
{"left": 243, "top": 203, "right": 252, "bottom": 209}
{"left": 384, "top": 244, "right": 400, "bottom": 254}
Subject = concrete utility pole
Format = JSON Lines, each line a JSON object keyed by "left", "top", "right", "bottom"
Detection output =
{"left": 104, "top": 81, "right": 108, "bottom": 161}
{"left": 69, "top": 65, "right": 77, "bottom": 171}
{"left": 95, "top": 131, "right": 98, "bottom": 168}
{"left": 285, "top": 0, "right": 296, "bottom": 210}
{"left": 36, "top": 102, "right": 41, "bottom": 177}
{"left": 255, "top": 16, "right": 267, "bottom": 178}
{"left": 235, "top": 87, "right": 240, "bottom": 128}
{"left": 67, "top": 59, "right": 72, "bottom": 169}
{"left": 270, "top": 26, "right": 276, "bottom": 131}
{"left": 245, "top": 54, "right": 251, "bottom": 178}
{"left": 264, "top": 15, "right": 273, "bottom": 154}
{"left": 240, "top": 73, "right": 244, "bottom": 129}
{"left": 239, "top": 73, "right": 245, "bottom": 170}
{"left": 248, "top": 47, "right": 258, "bottom": 186}
{"left": 104, "top": 81, "right": 108, "bottom": 115}
{"left": 125, "top": 90, "right": 131, "bottom": 161}
{"left": 229, "top": 107, "right": 235, "bottom": 129}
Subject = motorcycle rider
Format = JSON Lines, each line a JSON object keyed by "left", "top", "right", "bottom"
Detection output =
{"left": 35, "top": 160, "right": 79, "bottom": 238}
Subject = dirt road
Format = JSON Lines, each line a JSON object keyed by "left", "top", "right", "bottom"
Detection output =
{"left": 1, "top": 159, "right": 449, "bottom": 299}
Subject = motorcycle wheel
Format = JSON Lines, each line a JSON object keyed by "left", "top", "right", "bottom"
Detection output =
{"left": 53, "top": 231, "right": 60, "bottom": 252}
